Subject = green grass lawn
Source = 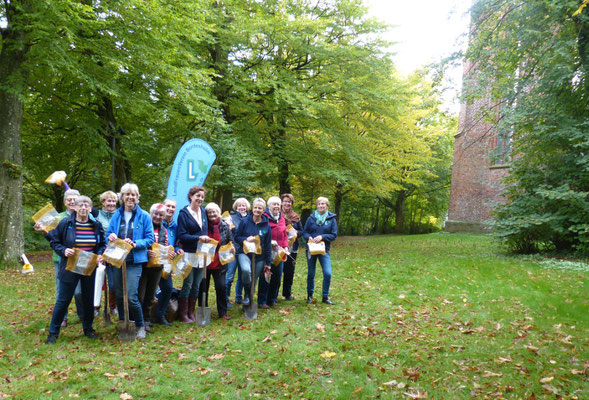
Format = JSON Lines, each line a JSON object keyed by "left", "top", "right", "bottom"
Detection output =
{"left": 0, "top": 233, "right": 587, "bottom": 399}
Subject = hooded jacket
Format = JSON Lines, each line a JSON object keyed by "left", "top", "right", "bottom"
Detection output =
{"left": 106, "top": 204, "right": 154, "bottom": 264}
{"left": 302, "top": 211, "right": 338, "bottom": 252}
{"left": 234, "top": 213, "right": 272, "bottom": 265}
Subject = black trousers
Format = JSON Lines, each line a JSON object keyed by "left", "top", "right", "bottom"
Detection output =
{"left": 282, "top": 252, "right": 298, "bottom": 298}
{"left": 198, "top": 267, "right": 228, "bottom": 317}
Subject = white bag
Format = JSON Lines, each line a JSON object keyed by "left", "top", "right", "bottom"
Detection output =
{"left": 93, "top": 262, "right": 106, "bottom": 307}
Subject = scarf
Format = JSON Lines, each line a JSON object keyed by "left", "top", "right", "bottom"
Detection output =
{"left": 282, "top": 207, "right": 300, "bottom": 225}
{"left": 314, "top": 210, "right": 328, "bottom": 225}
{"left": 207, "top": 218, "right": 221, "bottom": 270}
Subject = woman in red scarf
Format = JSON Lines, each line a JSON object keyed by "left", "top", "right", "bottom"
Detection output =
{"left": 280, "top": 193, "right": 303, "bottom": 301}
{"left": 198, "top": 202, "right": 233, "bottom": 320}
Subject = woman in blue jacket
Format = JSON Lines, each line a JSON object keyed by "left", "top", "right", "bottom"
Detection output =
{"left": 303, "top": 196, "right": 337, "bottom": 305}
{"left": 176, "top": 185, "right": 209, "bottom": 323}
{"left": 107, "top": 183, "right": 155, "bottom": 340}
{"left": 225, "top": 197, "right": 250, "bottom": 307}
{"left": 45, "top": 196, "right": 105, "bottom": 344}
{"left": 233, "top": 198, "right": 272, "bottom": 306}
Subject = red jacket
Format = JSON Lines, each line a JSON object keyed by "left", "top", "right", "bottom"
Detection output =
{"left": 264, "top": 211, "right": 288, "bottom": 248}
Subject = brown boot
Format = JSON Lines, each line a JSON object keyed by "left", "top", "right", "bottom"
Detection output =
{"left": 109, "top": 290, "right": 118, "bottom": 316}
{"left": 187, "top": 297, "right": 197, "bottom": 323}
{"left": 178, "top": 297, "right": 192, "bottom": 324}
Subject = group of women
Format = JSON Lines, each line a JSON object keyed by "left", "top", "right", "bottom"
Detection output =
{"left": 40, "top": 183, "right": 337, "bottom": 344}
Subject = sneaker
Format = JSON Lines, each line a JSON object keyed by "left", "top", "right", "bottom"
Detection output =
{"left": 60, "top": 319, "right": 67, "bottom": 328}
{"left": 45, "top": 334, "right": 58, "bottom": 345}
{"left": 84, "top": 329, "right": 99, "bottom": 339}
{"left": 110, "top": 308, "right": 119, "bottom": 316}
{"left": 144, "top": 322, "right": 153, "bottom": 333}
{"left": 136, "top": 326, "right": 146, "bottom": 340}
{"left": 94, "top": 308, "right": 100, "bottom": 317}
{"left": 322, "top": 297, "right": 335, "bottom": 305}
{"left": 227, "top": 301, "right": 234, "bottom": 309}
{"left": 259, "top": 304, "right": 270, "bottom": 310}
{"left": 306, "top": 296, "right": 313, "bottom": 304}
{"left": 241, "top": 297, "right": 250, "bottom": 306}
{"left": 284, "top": 295, "right": 294, "bottom": 301}
{"left": 221, "top": 315, "right": 231, "bottom": 320}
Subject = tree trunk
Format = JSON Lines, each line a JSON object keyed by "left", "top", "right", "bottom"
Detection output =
{"left": 277, "top": 130, "right": 291, "bottom": 195}
{"left": 0, "top": 6, "right": 28, "bottom": 269}
{"left": 97, "top": 97, "right": 131, "bottom": 190}
{"left": 393, "top": 191, "right": 406, "bottom": 233}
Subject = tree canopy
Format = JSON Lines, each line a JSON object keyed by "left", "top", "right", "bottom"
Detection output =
{"left": 1, "top": 0, "right": 455, "bottom": 266}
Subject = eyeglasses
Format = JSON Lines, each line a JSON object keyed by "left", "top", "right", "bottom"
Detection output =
{"left": 77, "top": 204, "right": 91, "bottom": 209}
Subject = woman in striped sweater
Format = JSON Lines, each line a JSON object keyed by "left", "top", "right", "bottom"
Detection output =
{"left": 46, "top": 196, "right": 106, "bottom": 344}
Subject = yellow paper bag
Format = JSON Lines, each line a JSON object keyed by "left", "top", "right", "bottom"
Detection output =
{"left": 66, "top": 248, "right": 99, "bottom": 276}
{"left": 221, "top": 211, "right": 235, "bottom": 229}
{"left": 272, "top": 247, "right": 288, "bottom": 266}
{"left": 196, "top": 238, "right": 219, "bottom": 268}
{"left": 219, "top": 242, "right": 235, "bottom": 265}
{"left": 31, "top": 204, "right": 62, "bottom": 233}
{"left": 243, "top": 236, "right": 262, "bottom": 255}
{"left": 174, "top": 252, "right": 194, "bottom": 280}
{"left": 308, "top": 240, "right": 326, "bottom": 255}
{"left": 286, "top": 224, "right": 298, "bottom": 246}
{"left": 102, "top": 239, "right": 133, "bottom": 268}
{"left": 146, "top": 243, "right": 173, "bottom": 268}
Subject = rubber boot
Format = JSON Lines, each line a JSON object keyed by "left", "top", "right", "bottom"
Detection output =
{"left": 178, "top": 297, "right": 192, "bottom": 324}
{"left": 187, "top": 297, "right": 197, "bottom": 323}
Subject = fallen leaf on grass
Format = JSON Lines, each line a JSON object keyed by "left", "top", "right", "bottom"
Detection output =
{"left": 495, "top": 356, "right": 512, "bottom": 364}
{"left": 320, "top": 351, "right": 336, "bottom": 359}
{"left": 482, "top": 371, "right": 502, "bottom": 377}
{"left": 570, "top": 369, "right": 586, "bottom": 375}
{"left": 315, "top": 323, "right": 325, "bottom": 333}
{"left": 120, "top": 394, "right": 132, "bottom": 400}
{"left": 404, "top": 391, "right": 427, "bottom": 399}
{"left": 207, "top": 353, "right": 225, "bottom": 361}
{"left": 382, "top": 380, "right": 397, "bottom": 386}
{"left": 526, "top": 345, "right": 539, "bottom": 354}
{"left": 403, "top": 368, "right": 420, "bottom": 381}
{"left": 539, "top": 376, "right": 554, "bottom": 383}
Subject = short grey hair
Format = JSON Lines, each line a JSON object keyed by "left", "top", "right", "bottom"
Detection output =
{"left": 75, "top": 195, "right": 93, "bottom": 207}
{"left": 119, "top": 183, "right": 140, "bottom": 203}
{"left": 63, "top": 189, "right": 80, "bottom": 202}
{"left": 205, "top": 202, "right": 221, "bottom": 215}
{"left": 252, "top": 197, "right": 266, "bottom": 209}
{"left": 150, "top": 203, "right": 165, "bottom": 215}
{"left": 316, "top": 196, "right": 330, "bottom": 207}
{"left": 267, "top": 196, "right": 281, "bottom": 207}
{"left": 232, "top": 197, "right": 251, "bottom": 211}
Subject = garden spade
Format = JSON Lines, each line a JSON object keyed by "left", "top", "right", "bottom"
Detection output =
{"left": 195, "top": 264, "right": 211, "bottom": 326}
{"left": 244, "top": 253, "right": 257, "bottom": 319}
{"left": 118, "top": 261, "right": 136, "bottom": 341}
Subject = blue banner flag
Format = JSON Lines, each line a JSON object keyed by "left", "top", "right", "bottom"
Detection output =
{"left": 166, "top": 139, "right": 216, "bottom": 220}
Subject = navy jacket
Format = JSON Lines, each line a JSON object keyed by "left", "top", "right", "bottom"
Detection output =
{"left": 107, "top": 204, "right": 154, "bottom": 264}
{"left": 302, "top": 211, "right": 338, "bottom": 252}
{"left": 177, "top": 206, "right": 208, "bottom": 253}
{"left": 234, "top": 213, "right": 272, "bottom": 265}
{"left": 48, "top": 212, "right": 105, "bottom": 283}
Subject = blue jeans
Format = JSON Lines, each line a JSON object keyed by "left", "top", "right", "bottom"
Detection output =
{"left": 157, "top": 275, "right": 173, "bottom": 319}
{"left": 225, "top": 259, "right": 243, "bottom": 302}
{"left": 179, "top": 267, "right": 204, "bottom": 299}
{"left": 54, "top": 261, "right": 84, "bottom": 321}
{"left": 237, "top": 253, "right": 264, "bottom": 301}
{"left": 306, "top": 252, "right": 332, "bottom": 299}
{"left": 106, "top": 264, "right": 116, "bottom": 297}
{"left": 49, "top": 273, "right": 95, "bottom": 336}
{"left": 258, "top": 261, "right": 283, "bottom": 305}
{"left": 113, "top": 263, "right": 144, "bottom": 328}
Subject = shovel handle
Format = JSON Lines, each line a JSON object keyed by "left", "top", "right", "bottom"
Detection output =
{"left": 250, "top": 253, "right": 256, "bottom": 301}
{"left": 122, "top": 261, "right": 130, "bottom": 324}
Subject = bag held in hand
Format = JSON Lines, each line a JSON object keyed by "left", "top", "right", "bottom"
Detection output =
{"left": 146, "top": 243, "right": 173, "bottom": 268}
{"left": 221, "top": 211, "right": 235, "bottom": 229}
{"left": 66, "top": 248, "right": 99, "bottom": 276}
{"left": 243, "top": 236, "right": 262, "bottom": 255}
{"left": 173, "top": 253, "right": 193, "bottom": 280}
{"left": 286, "top": 224, "right": 298, "bottom": 246}
{"left": 218, "top": 242, "right": 235, "bottom": 265}
{"left": 32, "top": 204, "right": 62, "bottom": 233}
{"left": 102, "top": 239, "right": 133, "bottom": 268}
{"left": 307, "top": 240, "right": 326, "bottom": 255}
{"left": 272, "top": 246, "right": 288, "bottom": 266}
{"left": 196, "top": 238, "right": 219, "bottom": 268}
